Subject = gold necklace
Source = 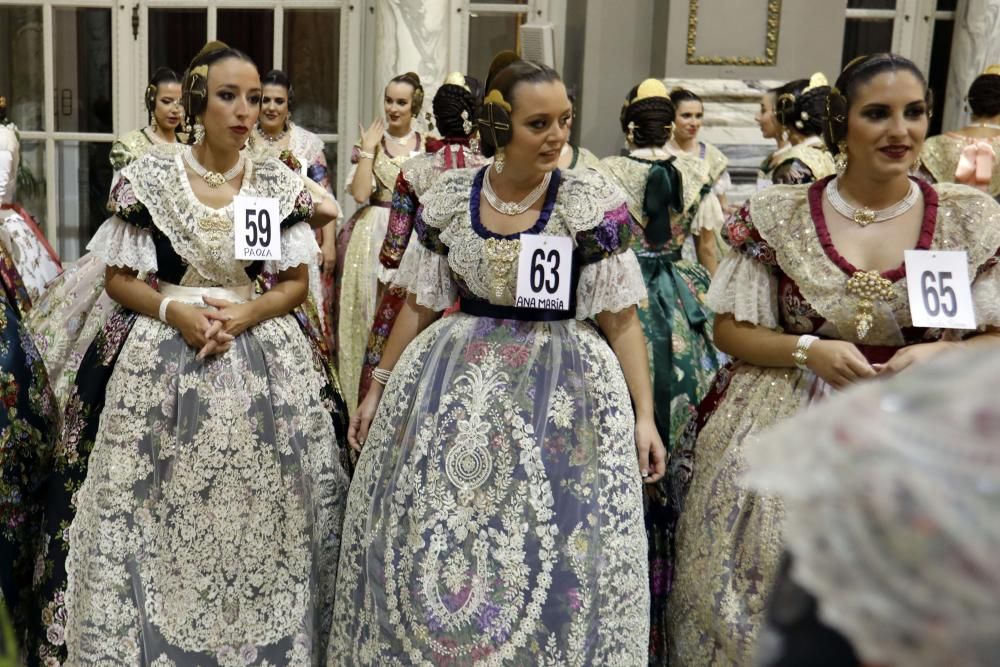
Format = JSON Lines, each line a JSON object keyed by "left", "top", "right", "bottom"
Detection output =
{"left": 483, "top": 237, "right": 520, "bottom": 300}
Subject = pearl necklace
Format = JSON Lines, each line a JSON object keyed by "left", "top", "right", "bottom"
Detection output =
{"left": 183, "top": 147, "right": 245, "bottom": 188}
{"left": 825, "top": 177, "right": 920, "bottom": 227}
{"left": 256, "top": 125, "right": 287, "bottom": 143}
{"left": 482, "top": 168, "right": 551, "bottom": 216}
{"left": 384, "top": 128, "right": 415, "bottom": 146}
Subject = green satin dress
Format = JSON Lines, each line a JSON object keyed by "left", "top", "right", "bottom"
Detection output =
{"left": 597, "top": 151, "right": 725, "bottom": 665}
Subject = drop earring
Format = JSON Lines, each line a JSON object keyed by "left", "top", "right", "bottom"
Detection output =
{"left": 835, "top": 140, "right": 848, "bottom": 177}
{"left": 494, "top": 147, "right": 505, "bottom": 174}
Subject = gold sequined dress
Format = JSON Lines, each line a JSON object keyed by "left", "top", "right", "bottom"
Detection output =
{"left": 335, "top": 136, "right": 422, "bottom": 411}
{"left": 667, "top": 176, "right": 1000, "bottom": 666}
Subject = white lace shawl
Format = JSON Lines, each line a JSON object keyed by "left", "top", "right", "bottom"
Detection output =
{"left": 395, "top": 168, "right": 647, "bottom": 318}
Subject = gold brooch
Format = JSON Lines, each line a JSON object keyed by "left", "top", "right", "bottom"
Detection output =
{"left": 483, "top": 237, "right": 520, "bottom": 300}
{"left": 846, "top": 270, "right": 894, "bottom": 340}
{"left": 198, "top": 212, "right": 231, "bottom": 235}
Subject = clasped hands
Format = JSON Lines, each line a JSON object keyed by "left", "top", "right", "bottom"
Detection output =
{"left": 170, "top": 295, "right": 258, "bottom": 360}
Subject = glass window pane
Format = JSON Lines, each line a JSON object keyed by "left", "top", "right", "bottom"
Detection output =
{"left": 54, "top": 8, "right": 113, "bottom": 134}
{"left": 149, "top": 9, "right": 207, "bottom": 80}
{"left": 936, "top": 0, "right": 957, "bottom": 10}
{"left": 56, "top": 141, "right": 112, "bottom": 260}
{"left": 218, "top": 9, "right": 274, "bottom": 74}
{"left": 467, "top": 13, "right": 526, "bottom": 83}
{"left": 927, "top": 19, "right": 954, "bottom": 136}
{"left": 471, "top": 0, "right": 528, "bottom": 4}
{"left": 841, "top": 19, "right": 894, "bottom": 68}
{"left": 847, "top": 0, "right": 895, "bottom": 8}
{"left": 284, "top": 9, "right": 342, "bottom": 135}
{"left": 0, "top": 6, "right": 44, "bottom": 131}
{"left": 16, "top": 139, "right": 46, "bottom": 229}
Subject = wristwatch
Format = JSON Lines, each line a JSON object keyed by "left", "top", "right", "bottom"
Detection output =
{"left": 792, "top": 335, "right": 819, "bottom": 370}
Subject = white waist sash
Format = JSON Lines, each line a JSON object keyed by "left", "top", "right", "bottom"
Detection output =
{"left": 158, "top": 281, "right": 255, "bottom": 304}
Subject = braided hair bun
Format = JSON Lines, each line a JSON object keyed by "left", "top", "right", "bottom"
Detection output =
{"left": 432, "top": 73, "right": 477, "bottom": 138}
{"left": 621, "top": 79, "right": 676, "bottom": 148}
{"left": 968, "top": 72, "right": 1000, "bottom": 119}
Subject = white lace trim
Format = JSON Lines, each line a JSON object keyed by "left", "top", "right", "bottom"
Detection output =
{"left": 691, "top": 190, "right": 725, "bottom": 234}
{"left": 706, "top": 252, "right": 778, "bottom": 328}
{"left": 971, "top": 260, "right": 1000, "bottom": 329}
{"left": 86, "top": 215, "right": 158, "bottom": 273}
{"left": 576, "top": 250, "right": 647, "bottom": 319}
{"left": 395, "top": 241, "right": 456, "bottom": 311}
{"left": 376, "top": 263, "right": 398, "bottom": 285}
{"left": 262, "top": 221, "right": 320, "bottom": 273}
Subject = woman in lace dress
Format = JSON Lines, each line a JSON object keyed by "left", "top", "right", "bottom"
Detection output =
{"left": 0, "top": 96, "right": 61, "bottom": 314}
{"left": 667, "top": 53, "right": 1000, "bottom": 666}
{"left": 54, "top": 43, "right": 348, "bottom": 666}
{"left": 26, "top": 68, "right": 188, "bottom": 412}
{"left": 597, "top": 78, "right": 724, "bottom": 665}
{"left": 918, "top": 66, "right": 1000, "bottom": 198}
{"left": 767, "top": 74, "right": 837, "bottom": 185}
{"left": 358, "top": 71, "right": 490, "bottom": 403}
{"left": 253, "top": 69, "right": 340, "bottom": 352}
{"left": 336, "top": 72, "right": 425, "bottom": 412}
{"left": 328, "top": 55, "right": 664, "bottom": 665}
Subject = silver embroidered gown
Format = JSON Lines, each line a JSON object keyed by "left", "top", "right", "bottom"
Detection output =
{"left": 327, "top": 167, "right": 651, "bottom": 665}
{"left": 61, "top": 148, "right": 350, "bottom": 666}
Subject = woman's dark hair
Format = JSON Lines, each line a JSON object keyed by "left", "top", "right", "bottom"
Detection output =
{"left": 181, "top": 41, "right": 256, "bottom": 133}
{"left": 387, "top": 72, "right": 424, "bottom": 116}
{"left": 824, "top": 53, "right": 931, "bottom": 154}
{"left": 621, "top": 82, "right": 676, "bottom": 148}
{"left": 669, "top": 87, "right": 702, "bottom": 107}
{"left": 432, "top": 78, "right": 478, "bottom": 138}
{"left": 145, "top": 67, "right": 181, "bottom": 113}
{"left": 774, "top": 78, "right": 829, "bottom": 137}
{"left": 261, "top": 69, "right": 293, "bottom": 107}
{"left": 967, "top": 73, "right": 1000, "bottom": 119}
{"left": 476, "top": 51, "right": 561, "bottom": 157}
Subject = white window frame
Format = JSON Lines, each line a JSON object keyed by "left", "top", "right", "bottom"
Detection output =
{"left": 448, "top": 0, "right": 554, "bottom": 74}
{"left": 845, "top": 0, "right": 956, "bottom": 73}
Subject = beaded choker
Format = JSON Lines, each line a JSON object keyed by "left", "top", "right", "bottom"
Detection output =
{"left": 825, "top": 177, "right": 920, "bottom": 227}
{"left": 183, "top": 147, "right": 245, "bottom": 188}
{"left": 482, "top": 169, "right": 551, "bottom": 216}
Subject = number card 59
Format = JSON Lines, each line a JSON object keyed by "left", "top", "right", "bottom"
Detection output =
{"left": 234, "top": 195, "right": 282, "bottom": 261}
{"left": 904, "top": 250, "right": 976, "bottom": 330}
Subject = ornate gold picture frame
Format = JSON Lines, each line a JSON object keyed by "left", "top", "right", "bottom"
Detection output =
{"left": 686, "top": 0, "right": 782, "bottom": 66}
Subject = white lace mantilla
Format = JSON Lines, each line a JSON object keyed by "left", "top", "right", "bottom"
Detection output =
{"left": 97, "top": 148, "right": 314, "bottom": 284}
{"left": 397, "top": 168, "right": 646, "bottom": 317}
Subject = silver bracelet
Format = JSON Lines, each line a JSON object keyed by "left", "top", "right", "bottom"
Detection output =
{"left": 357, "top": 149, "right": 375, "bottom": 161}
{"left": 371, "top": 367, "right": 392, "bottom": 385}
{"left": 158, "top": 296, "right": 174, "bottom": 324}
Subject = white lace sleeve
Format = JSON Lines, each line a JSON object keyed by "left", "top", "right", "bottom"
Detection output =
{"left": 575, "top": 250, "right": 648, "bottom": 320}
{"left": 376, "top": 264, "right": 399, "bottom": 285}
{"left": 971, "top": 260, "right": 1000, "bottom": 328}
{"left": 712, "top": 170, "right": 732, "bottom": 196}
{"left": 263, "top": 221, "right": 320, "bottom": 273}
{"left": 706, "top": 252, "right": 779, "bottom": 328}
{"left": 690, "top": 191, "right": 725, "bottom": 234}
{"left": 395, "top": 240, "right": 456, "bottom": 311}
{"left": 86, "top": 215, "right": 158, "bottom": 273}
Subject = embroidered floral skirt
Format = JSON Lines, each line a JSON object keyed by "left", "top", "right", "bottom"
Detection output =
{"left": 328, "top": 314, "right": 649, "bottom": 665}
{"left": 668, "top": 363, "right": 818, "bottom": 666}
{"left": 63, "top": 314, "right": 349, "bottom": 666}
{"left": 336, "top": 204, "right": 390, "bottom": 413}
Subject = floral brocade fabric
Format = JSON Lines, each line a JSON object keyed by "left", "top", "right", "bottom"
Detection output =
{"left": 667, "top": 179, "right": 1000, "bottom": 666}
{"left": 328, "top": 167, "right": 651, "bottom": 665}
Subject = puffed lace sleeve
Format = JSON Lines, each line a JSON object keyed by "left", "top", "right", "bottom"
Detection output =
{"left": 263, "top": 221, "right": 320, "bottom": 273}
{"left": 690, "top": 188, "right": 725, "bottom": 234}
{"left": 574, "top": 200, "right": 648, "bottom": 319}
{"left": 86, "top": 177, "right": 158, "bottom": 273}
{"left": 394, "top": 211, "right": 456, "bottom": 311}
{"left": 705, "top": 200, "right": 780, "bottom": 327}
